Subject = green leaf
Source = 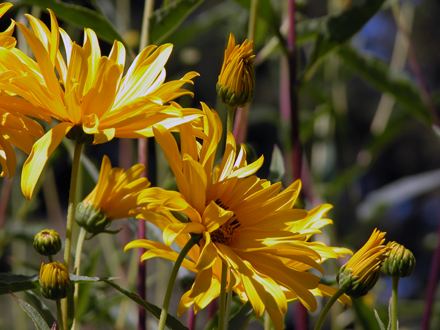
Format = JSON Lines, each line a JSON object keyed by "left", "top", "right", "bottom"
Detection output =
{"left": 304, "top": 0, "right": 386, "bottom": 78}
{"left": 10, "top": 292, "right": 51, "bottom": 330}
{"left": 24, "top": 291, "right": 57, "bottom": 328}
{"left": 0, "top": 274, "right": 39, "bottom": 294}
{"left": 100, "top": 278, "right": 190, "bottom": 330}
{"left": 228, "top": 301, "right": 253, "bottom": 330}
{"left": 21, "top": 0, "right": 125, "bottom": 46}
{"left": 0, "top": 273, "right": 116, "bottom": 295}
{"left": 374, "top": 309, "right": 387, "bottom": 330}
{"left": 149, "top": 0, "right": 206, "bottom": 45}
{"left": 268, "top": 145, "right": 285, "bottom": 183}
{"left": 338, "top": 45, "right": 431, "bottom": 124}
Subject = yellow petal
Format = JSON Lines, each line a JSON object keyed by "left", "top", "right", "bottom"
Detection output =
{"left": 22, "top": 122, "right": 74, "bottom": 199}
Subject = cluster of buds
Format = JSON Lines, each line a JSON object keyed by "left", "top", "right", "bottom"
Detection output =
{"left": 337, "top": 229, "right": 416, "bottom": 298}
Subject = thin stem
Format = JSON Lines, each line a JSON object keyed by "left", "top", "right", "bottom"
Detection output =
{"left": 138, "top": 2, "right": 155, "bottom": 329}
{"left": 158, "top": 238, "right": 196, "bottom": 330}
{"left": 224, "top": 284, "right": 233, "bottom": 326}
{"left": 264, "top": 311, "right": 272, "bottom": 330}
{"left": 391, "top": 276, "right": 399, "bottom": 330}
{"left": 313, "top": 288, "right": 345, "bottom": 330}
{"left": 422, "top": 219, "right": 440, "bottom": 330}
{"left": 217, "top": 262, "right": 229, "bottom": 330}
{"left": 56, "top": 299, "right": 64, "bottom": 330}
{"left": 61, "top": 141, "right": 83, "bottom": 329}
{"left": 227, "top": 106, "right": 236, "bottom": 135}
{"left": 71, "top": 227, "right": 87, "bottom": 330}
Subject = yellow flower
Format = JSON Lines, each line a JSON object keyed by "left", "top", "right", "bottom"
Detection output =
{"left": 75, "top": 155, "right": 150, "bottom": 235}
{"left": 217, "top": 33, "right": 255, "bottom": 108}
{"left": 125, "top": 104, "right": 351, "bottom": 328}
{"left": 0, "top": 10, "right": 201, "bottom": 199}
{"left": 0, "top": 3, "right": 16, "bottom": 49}
{"left": 338, "top": 229, "right": 390, "bottom": 298}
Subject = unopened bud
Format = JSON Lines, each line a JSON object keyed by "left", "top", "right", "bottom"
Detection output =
{"left": 382, "top": 241, "right": 416, "bottom": 278}
{"left": 33, "top": 229, "right": 62, "bottom": 256}
{"left": 39, "top": 262, "right": 71, "bottom": 300}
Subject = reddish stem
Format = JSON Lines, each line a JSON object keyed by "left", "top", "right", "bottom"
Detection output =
{"left": 421, "top": 221, "right": 440, "bottom": 330}
{"left": 187, "top": 306, "right": 196, "bottom": 330}
{"left": 138, "top": 137, "right": 148, "bottom": 330}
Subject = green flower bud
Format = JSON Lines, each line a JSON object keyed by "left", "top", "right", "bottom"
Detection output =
{"left": 33, "top": 229, "right": 62, "bottom": 256}
{"left": 39, "top": 262, "right": 71, "bottom": 300}
{"left": 337, "top": 263, "right": 381, "bottom": 298}
{"left": 382, "top": 241, "right": 416, "bottom": 278}
{"left": 75, "top": 202, "right": 111, "bottom": 235}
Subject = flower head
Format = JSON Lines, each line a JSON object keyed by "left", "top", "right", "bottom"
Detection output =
{"left": 338, "top": 229, "right": 390, "bottom": 298}
{"left": 217, "top": 33, "right": 255, "bottom": 108}
{"left": 33, "top": 229, "right": 62, "bottom": 256}
{"left": 0, "top": 10, "right": 201, "bottom": 199}
{"left": 39, "top": 261, "right": 71, "bottom": 300}
{"left": 382, "top": 241, "right": 416, "bottom": 278}
{"left": 75, "top": 155, "right": 150, "bottom": 235}
{"left": 125, "top": 104, "right": 351, "bottom": 328}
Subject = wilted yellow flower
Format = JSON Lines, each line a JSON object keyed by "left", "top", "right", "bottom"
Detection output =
{"left": 217, "top": 33, "right": 254, "bottom": 108}
{"left": 338, "top": 229, "right": 390, "bottom": 298}
{"left": 125, "top": 104, "right": 351, "bottom": 329}
{"left": 39, "top": 261, "right": 71, "bottom": 300}
{"left": 382, "top": 241, "right": 416, "bottom": 278}
{"left": 0, "top": 10, "right": 201, "bottom": 199}
{"left": 75, "top": 155, "right": 150, "bottom": 235}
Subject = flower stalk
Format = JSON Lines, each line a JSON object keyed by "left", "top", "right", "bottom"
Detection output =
{"left": 72, "top": 227, "right": 88, "bottom": 330}
{"left": 313, "top": 288, "right": 345, "bottom": 330}
{"left": 157, "top": 238, "right": 197, "bottom": 330}
{"left": 61, "top": 141, "right": 83, "bottom": 328}
{"left": 217, "top": 262, "right": 229, "bottom": 330}
{"left": 391, "top": 276, "right": 399, "bottom": 330}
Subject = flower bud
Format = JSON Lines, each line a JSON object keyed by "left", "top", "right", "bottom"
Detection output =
{"left": 75, "top": 202, "right": 111, "bottom": 235}
{"left": 39, "top": 262, "right": 71, "bottom": 300}
{"left": 33, "top": 229, "right": 62, "bottom": 256}
{"left": 217, "top": 33, "right": 255, "bottom": 108}
{"left": 337, "top": 263, "right": 381, "bottom": 298}
{"left": 382, "top": 241, "right": 416, "bottom": 278}
{"left": 337, "top": 229, "right": 390, "bottom": 298}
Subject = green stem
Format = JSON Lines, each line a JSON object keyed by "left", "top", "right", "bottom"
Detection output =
{"left": 157, "top": 238, "right": 196, "bottom": 330}
{"left": 313, "top": 288, "right": 345, "bottom": 330}
{"left": 48, "top": 255, "right": 54, "bottom": 263}
{"left": 247, "top": 0, "right": 258, "bottom": 41}
{"left": 391, "top": 276, "right": 400, "bottom": 330}
{"left": 56, "top": 299, "right": 64, "bottom": 330}
{"left": 139, "top": 0, "right": 155, "bottom": 50}
{"left": 227, "top": 106, "right": 236, "bottom": 134}
{"left": 218, "top": 262, "right": 228, "bottom": 330}
{"left": 71, "top": 227, "right": 87, "bottom": 330}
{"left": 61, "top": 141, "right": 83, "bottom": 330}
{"left": 264, "top": 311, "right": 271, "bottom": 330}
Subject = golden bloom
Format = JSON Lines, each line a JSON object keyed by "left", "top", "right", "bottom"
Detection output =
{"left": 0, "top": 3, "right": 15, "bottom": 49}
{"left": 217, "top": 33, "right": 255, "bottom": 108}
{"left": 338, "top": 229, "right": 390, "bottom": 298}
{"left": 75, "top": 155, "right": 150, "bottom": 235}
{"left": 39, "top": 261, "right": 71, "bottom": 300}
{"left": 382, "top": 241, "right": 416, "bottom": 278}
{"left": 125, "top": 103, "right": 351, "bottom": 329}
{"left": 0, "top": 10, "right": 201, "bottom": 199}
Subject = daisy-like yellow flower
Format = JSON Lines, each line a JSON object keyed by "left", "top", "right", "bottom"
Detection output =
{"left": 75, "top": 155, "right": 150, "bottom": 235}
{"left": 126, "top": 103, "right": 351, "bottom": 328}
{"left": 217, "top": 33, "right": 255, "bottom": 108}
{"left": 0, "top": 10, "right": 201, "bottom": 199}
{"left": 338, "top": 229, "right": 390, "bottom": 298}
{"left": 0, "top": 3, "right": 15, "bottom": 49}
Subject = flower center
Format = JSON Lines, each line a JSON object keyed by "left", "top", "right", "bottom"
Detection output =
{"left": 210, "top": 199, "right": 240, "bottom": 245}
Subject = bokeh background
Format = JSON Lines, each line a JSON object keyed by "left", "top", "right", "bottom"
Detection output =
{"left": 0, "top": 0, "right": 439, "bottom": 329}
